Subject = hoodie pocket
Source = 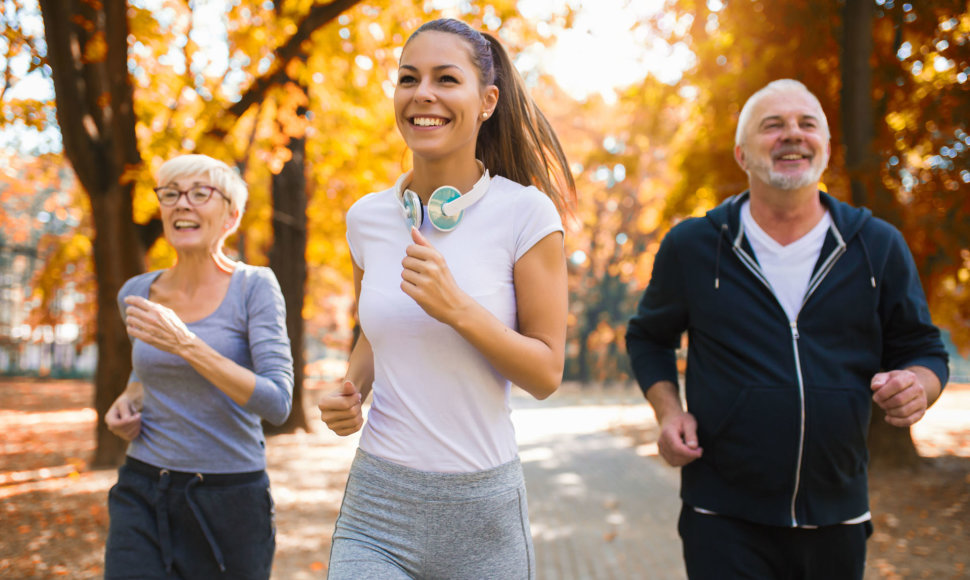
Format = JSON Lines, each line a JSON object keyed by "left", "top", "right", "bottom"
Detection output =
{"left": 802, "top": 384, "right": 870, "bottom": 489}
{"left": 706, "top": 386, "right": 801, "bottom": 494}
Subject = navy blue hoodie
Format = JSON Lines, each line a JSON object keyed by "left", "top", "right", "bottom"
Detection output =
{"left": 626, "top": 191, "right": 948, "bottom": 527}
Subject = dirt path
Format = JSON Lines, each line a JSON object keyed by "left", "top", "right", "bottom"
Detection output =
{"left": 0, "top": 380, "right": 967, "bottom": 579}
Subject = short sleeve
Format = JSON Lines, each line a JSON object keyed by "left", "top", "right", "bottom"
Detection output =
{"left": 512, "top": 187, "right": 564, "bottom": 262}
{"left": 346, "top": 200, "right": 365, "bottom": 269}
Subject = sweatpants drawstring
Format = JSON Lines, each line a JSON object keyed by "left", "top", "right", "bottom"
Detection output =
{"left": 185, "top": 474, "right": 227, "bottom": 572}
{"left": 154, "top": 469, "right": 174, "bottom": 573}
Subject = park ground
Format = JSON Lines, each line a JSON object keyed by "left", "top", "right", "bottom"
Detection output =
{"left": 0, "top": 378, "right": 967, "bottom": 579}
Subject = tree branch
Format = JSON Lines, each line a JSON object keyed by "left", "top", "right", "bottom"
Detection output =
{"left": 207, "top": 0, "right": 362, "bottom": 137}
{"left": 38, "top": 0, "right": 102, "bottom": 191}
{"left": 105, "top": 0, "right": 141, "bottom": 172}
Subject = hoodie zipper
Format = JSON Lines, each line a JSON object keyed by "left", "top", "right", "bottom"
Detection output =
{"left": 789, "top": 320, "right": 805, "bottom": 526}
{"left": 731, "top": 223, "right": 847, "bottom": 527}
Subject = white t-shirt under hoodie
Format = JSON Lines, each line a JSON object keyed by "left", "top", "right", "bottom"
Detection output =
{"left": 741, "top": 200, "right": 832, "bottom": 322}
{"left": 345, "top": 174, "right": 564, "bottom": 473}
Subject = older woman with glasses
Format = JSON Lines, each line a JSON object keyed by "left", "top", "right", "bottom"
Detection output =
{"left": 102, "top": 154, "right": 294, "bottom": 580}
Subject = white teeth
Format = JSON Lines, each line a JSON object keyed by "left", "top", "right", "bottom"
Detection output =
{"left": 413, "top": 117, "right": 445, "bottom": 127}
{"left": 780, "top": 154, "right": 804, "bottom": 160}
{"left": 174, "top": 220, "right": 199, "bottom": 229}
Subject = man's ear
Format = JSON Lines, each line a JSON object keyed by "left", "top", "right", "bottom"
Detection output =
{"left": 734, "top": 144, "right": 747, "bottom": 172}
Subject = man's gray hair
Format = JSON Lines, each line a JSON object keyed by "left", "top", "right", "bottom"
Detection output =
{"left": 734, "top": 79, "right": 830, "bottom": 146}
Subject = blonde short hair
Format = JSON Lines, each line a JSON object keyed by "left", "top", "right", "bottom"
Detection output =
{"left": 156, "top": 154, "right": 248, "bottom": 234}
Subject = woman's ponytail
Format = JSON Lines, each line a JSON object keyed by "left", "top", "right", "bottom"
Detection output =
{"left": 477, "top": 33, "right": 575, "bottom": 214}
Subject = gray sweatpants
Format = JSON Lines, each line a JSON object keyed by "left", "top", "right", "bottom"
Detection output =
{"left": 328, "top": 448, "right": 535, "bottom": 579}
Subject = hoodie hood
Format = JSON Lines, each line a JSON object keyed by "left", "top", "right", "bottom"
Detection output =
{"left": 706, "top": 190, "right": 877, "bottom": 292}
{"left": 706, "top": 190, "right": 872, "bottom": 242}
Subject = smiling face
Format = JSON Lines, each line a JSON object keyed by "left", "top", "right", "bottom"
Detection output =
{"left": 735, "top": 89, "right": 831, "bottom": 191}
{"left": 158, "top": 173, "right": 237, "bottom": 254}
{"left": 393, "top": 30, "right": 498, "bottom": 163}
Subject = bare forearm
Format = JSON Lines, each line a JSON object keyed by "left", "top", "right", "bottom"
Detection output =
{"left": 177, "top": 337, "right": 257, "bottom": 406}
{"left": 450, "top": 300, "right": 564, "bottom": 399}
{"left": 398, "top": 231, "right": 566, "bottom": 399}
{"left": 906, "top": 365, "right": 942, "bottom": 407}
{"left": 123, "top": 380, "right": 144, "bottom": 400}
{"left": 645, "top": 380, "right": 684, "bottom": 424}
{"left": 345, "top": 333, "right": 375, "bottom": 401}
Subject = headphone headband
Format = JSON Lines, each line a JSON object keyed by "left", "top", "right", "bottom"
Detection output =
{"left": 396, "top": 163, "right": 491, "bottom": 232}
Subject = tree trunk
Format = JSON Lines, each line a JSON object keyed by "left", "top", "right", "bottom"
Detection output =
{"left": 841, "top": 0, "right": 875, "bottom": 209}
{"left": 39, "top": 1, "right": 145, "bottom": 467}
{"left": 841, "top": 0, "right": 921, "bottom": 469}
{"left": 90, "top": 185, "right": 144, "bottom": 466}
{"left": 867, "top": 405, "right": 922, "bottom": 471}
{"left": 267, "top": 132, "right": 309, "bottom": 434}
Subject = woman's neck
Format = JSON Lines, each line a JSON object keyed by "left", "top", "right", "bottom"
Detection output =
{"left": 408, "top": 155, "right": 483, "bottom": 203}
{"left": 167, "top": 250, "right": 235, "bottom": 289}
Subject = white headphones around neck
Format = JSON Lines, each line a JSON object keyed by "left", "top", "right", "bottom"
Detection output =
{"left": 395, "top": 164, "right": 491, "bottom": 232}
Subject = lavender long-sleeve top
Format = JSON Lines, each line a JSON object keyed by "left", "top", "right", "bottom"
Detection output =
{"left": 117, "top": 264, "right": 293, "bottom": 473}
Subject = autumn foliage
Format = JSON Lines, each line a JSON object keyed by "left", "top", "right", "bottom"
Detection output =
{"left": 0, "top": 1, "right": 968, "bottom": 459}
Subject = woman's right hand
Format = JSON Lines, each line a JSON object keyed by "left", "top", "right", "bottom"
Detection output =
{"left": 318, "top": 380, "right": 364, "bottom": 436}
{"left": 105, "top": 389, "right": 143, "bottom": 441}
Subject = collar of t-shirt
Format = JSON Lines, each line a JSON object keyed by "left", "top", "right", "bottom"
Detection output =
{"left": 740, "top": 200, "right": 832, "bottom": 322}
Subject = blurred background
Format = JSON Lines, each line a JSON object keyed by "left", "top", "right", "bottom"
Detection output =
{"left": 1, "top": 1, "right": 968, "bottom": 578}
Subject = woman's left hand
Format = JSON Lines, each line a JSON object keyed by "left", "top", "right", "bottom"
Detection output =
{"left": 401, "top": 227, "right": 470, "bottom": 325}
{"left": 124, "top": 296, "right": 197, "bottom": 355}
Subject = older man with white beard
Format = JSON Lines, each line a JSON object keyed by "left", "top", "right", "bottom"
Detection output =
{"left": 626, "top": 79, "right": 948, "bottom": 580}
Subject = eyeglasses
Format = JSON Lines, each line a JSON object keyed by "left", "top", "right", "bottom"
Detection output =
{"left": 153, "top": 185, "right": 231, "bottom": 207}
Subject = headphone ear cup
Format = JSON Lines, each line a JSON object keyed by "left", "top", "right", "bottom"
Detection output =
{"left": 427, "top": 186, "right": 463, "bottom": 232}
{"left": 403, "top": 189, "right": 423, "bottom": 229}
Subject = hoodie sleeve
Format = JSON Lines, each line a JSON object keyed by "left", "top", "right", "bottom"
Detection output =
{"left": 626, "top": 226, "right": 689, "bottom": 395}
{"left": 877, "top": 226, "right": 949, "bottom": 387}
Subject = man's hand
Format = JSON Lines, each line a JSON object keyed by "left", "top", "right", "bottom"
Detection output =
{"left": 871, "top": 369, "right": 930, "bottom": 427}
{"left": 657, "top": 411, "right": 704, "bottom": 467}
{"left": 318, "top": 380, "right": 364, "bottom": 436}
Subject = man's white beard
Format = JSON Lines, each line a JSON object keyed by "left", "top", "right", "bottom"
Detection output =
{"left": 748, "top": 156, "right": 828, "bottom": 190}
{"left": 767, "top": 169, "right": 823, "bottom": 190}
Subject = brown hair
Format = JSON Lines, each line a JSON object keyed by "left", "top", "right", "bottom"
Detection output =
{"left": 407, "top": 19, "right": 576, "bottom": 214}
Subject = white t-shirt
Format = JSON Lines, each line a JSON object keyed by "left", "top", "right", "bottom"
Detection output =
{"left": 741, "top": 200, "right": 832, "bottom": 322}
{"left": 345, "top": 175, "right": 564, "bottom": 472}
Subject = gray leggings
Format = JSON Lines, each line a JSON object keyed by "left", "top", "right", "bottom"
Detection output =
{"left": 328, "top": 448, "right": 535, "bottom": 579}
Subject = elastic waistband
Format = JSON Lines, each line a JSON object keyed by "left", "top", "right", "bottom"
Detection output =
{"left": 124, "top": 456, "right": 264, "bottom": 487}
{"left": 352, "top": 448, "right": 523, "bottom": 501}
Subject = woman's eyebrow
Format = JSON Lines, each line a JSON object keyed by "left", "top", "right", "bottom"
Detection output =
{"left": 399, "top": 63, "right": 464, "bottom": 73}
